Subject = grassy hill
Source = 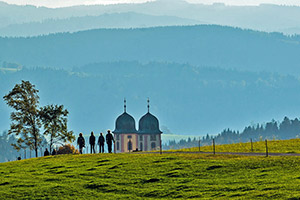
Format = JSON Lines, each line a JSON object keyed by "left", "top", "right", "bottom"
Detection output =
{"left": 180, "top": 138, "right": 300, "bottom": 154}
{"left": 1, "top": 153, "right": 300, "bottom": 199}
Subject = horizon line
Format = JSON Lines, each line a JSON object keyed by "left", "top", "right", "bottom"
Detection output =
{"left": 1, "top": 0, "right": 300, "bottom": 9}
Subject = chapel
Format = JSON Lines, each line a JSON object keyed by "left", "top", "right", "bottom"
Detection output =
{"left": 113, "top": 99, "right": 162, "bottom": 153}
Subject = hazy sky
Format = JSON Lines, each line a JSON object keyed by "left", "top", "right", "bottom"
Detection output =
{"left": 2, "top": 0, "right": 300, "bottom": 8}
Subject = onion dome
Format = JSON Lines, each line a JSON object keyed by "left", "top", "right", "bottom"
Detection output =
{"left": 113, "top": 99, "right": 137, "bottom": 134}
{"left": 138, "top": 99, "right": 162, "bottom": 134}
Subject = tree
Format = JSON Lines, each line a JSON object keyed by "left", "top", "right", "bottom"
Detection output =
{"left": 279, "top": 117, "right": 291, "bottom": 139}
{"left": 57, "top": 144, "right": 79, "bottom": 155}
{"left": 3, "top": 80, "right": 41, "bottom": 157}
{"left": 39, "top": 105, "right": 75, "bottom": 153}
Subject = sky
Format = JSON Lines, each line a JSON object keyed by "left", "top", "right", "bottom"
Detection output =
{"left": 2, "top": 0, "right": 300, "bottom": 8}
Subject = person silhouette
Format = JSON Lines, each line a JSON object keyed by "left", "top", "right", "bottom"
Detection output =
{"left": 98, "top": 132, "right": 105, "bottom": 153}
{"left": 44, "top": 148, "right": 50, "bottom": 156}
{"left": 89, "top": 131, "right": 96, "bottom": 154}
{"left": 52, "top": 149, "right": 57, "bottom": 156}
{"left": 106, "top": 130, "right": 115, "bottom": 153}
{"left": 77, "top": 133, "right": 85, "bottom": 154}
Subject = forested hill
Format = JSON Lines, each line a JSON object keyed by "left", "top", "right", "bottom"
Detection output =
{"left": 2, "top": 62, "right": 300, "bottom": 136}
{"left": 0, "top": 25, "right": 300, "bottom": 74}
{"left": 0, "top": 12, "right": 201, "bottom": 37}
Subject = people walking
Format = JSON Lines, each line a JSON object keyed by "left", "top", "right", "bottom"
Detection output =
{"left": 44, "top": 148, "right": 50, "bottom": 156}
{"left": 77, "top": 133, "right": 85, "bottom": 154}
{"left": 52, "top": 149, "right": 57, "bottom": 156}
{"left": 89, "top": 131, "right": 96, "bottom": 154}
{"left": 106, "top": 130, "right": 115, "bottom": 153}
{"left": 98, "top": 132, "right": 105, "bottom": 153}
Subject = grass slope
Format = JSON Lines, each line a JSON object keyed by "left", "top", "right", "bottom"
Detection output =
{"left": 181, "top": 138, "right": 300, "bottom": 154}
{"left": 1, "top": 153, "right": 300, "bottom": 199}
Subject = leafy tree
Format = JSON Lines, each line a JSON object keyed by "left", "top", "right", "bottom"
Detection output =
{"left": 39, "top": 105, "right": 75, "bottom": 153}
{"left": 3, "top": 80, "right": 41, "bottom": 157}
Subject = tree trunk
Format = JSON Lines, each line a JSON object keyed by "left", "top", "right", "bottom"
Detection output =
{"left": 35, "top": 147, "right": 38, "bottom": 157}
{"left": 50, "top": 137, "right": 53, "bottom": 154}
{"left": 33, "top": 124, "right": 38, "bottom": 157}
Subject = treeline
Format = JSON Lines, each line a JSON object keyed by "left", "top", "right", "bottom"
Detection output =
{"left": 164, "top": 117, "right": 300, "bottom": 150}
{"left": 2, "top": 63, "right": 300, "bottom": 136}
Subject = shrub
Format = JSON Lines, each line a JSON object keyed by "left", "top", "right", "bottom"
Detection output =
{"left": 57, "top": 144, "right": 79, "bottom": 155}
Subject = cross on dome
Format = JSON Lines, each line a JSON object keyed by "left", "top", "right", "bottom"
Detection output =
{"left": 124, "top": 98, "right": 126, "bottom": 113}
{"left": 147, "top": 98, "right": 150, "bottom": 113}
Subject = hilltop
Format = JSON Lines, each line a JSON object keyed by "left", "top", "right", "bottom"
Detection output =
{"left": 1, "top": 152, "right": 300, "bottom": 199}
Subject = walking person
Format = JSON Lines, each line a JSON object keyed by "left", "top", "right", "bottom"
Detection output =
{"left": 52, "top": 149, "right": 57, "bottom": 156}
{"left": 106, "top": 130, "right": 115, "bottom": 153}
{"left": 89, "top": 131, "right": 96, "bottom": 154}
{"left": 77, "top": 133, "right": 85, "bottom": 154}
{"left": 98, "top": 132, "right": 105, "bottom": 153}
{"left": 44, "top": 148, "right": 50, "bottom": 156}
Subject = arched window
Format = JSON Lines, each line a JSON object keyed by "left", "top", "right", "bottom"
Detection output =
{"left": 140, "top": 143, "right": 143, "bottom": 151}
{"left": 128, "top": 141, "right": 132, "bottom": 151}
{"left": 151, "top": 142, "right": 156, "bottom": 150}
{"left": 117, "top": 142, "right": 120, "bottom": 151}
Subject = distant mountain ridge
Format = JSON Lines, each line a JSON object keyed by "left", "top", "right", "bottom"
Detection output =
{"left": 0, "top": 12, "right": 202, "bottom": 37}
{"left": 1, "top": 1, "right": 300, "bottom": 35}
{"left": 0, "top": 25, "right": 299, "bottom": 75}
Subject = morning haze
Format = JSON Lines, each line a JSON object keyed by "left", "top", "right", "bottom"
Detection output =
{"left": 1, "top": 1, "right": 300, "bottom": 199}
{"left": 0, "top": 0, "right": 300, "bottom": 186}
{"left": 1, "top": 0, "right": 300, "bottom": 137}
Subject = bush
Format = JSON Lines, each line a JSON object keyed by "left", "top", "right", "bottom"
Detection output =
{"left": 57, "top": 144, "right": 79, "bottom": 155}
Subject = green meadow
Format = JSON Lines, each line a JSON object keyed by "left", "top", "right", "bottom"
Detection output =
{"left": 1, "top": 152, "right": 300, "bottom": 199}
{"left": 180, "top": 138, "right": 300, "bottom": 154}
